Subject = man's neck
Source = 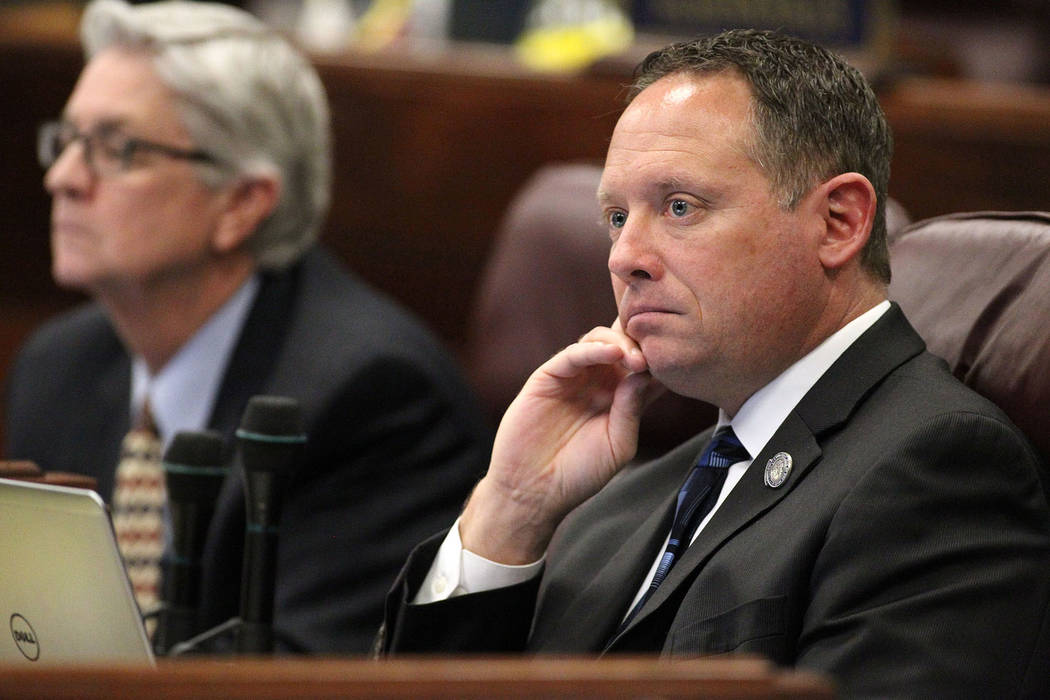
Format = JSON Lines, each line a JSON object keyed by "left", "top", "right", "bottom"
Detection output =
{"left": 97, "top": 256, "right": 257, "bottom": 374}
{"left": 725, "top": 298, "right": 891, "bottom": 455}
{"left": 721, "top": 284, "right": 889, "bottom": 417}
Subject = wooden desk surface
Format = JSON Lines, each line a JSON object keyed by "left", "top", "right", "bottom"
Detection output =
{"left": 0, "top": 655, "right": 834, "bottom": 699}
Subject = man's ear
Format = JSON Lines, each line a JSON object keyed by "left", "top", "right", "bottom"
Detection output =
{"left": 816, "top": 172, "right": 876, "bottom": 270}
{"left": 213, "top": 175, "right": 281, "bottom": 254}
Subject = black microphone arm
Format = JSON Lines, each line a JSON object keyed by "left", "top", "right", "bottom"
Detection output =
{"left": 154, "top": 430, "right": 228, "bottom": 655}
{"left": 234, "top": 395, "right": 306, "bottom": 654}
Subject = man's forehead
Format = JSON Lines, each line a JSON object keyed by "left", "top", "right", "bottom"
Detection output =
{"left": 598, "top": 164, "right": 734, "bottom": 210}
{"left": 65, "top": 48, "right": 180, "bottom": 134}
{"left": 627, "top": 71, "right": 751, "bottom": 119}
{"left": 603, "top": 72, "right": 757, "bottom": 168}
{"left": 658, "top": 79, "right": 703, "bottom": 106}
{"left": 72, "top": 48, "right": 166, "bottom": 97}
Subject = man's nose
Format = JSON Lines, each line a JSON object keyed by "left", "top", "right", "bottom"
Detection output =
{"left": 44, "top": 139, "right": 94, "bottom": 197}
{"left": 608, "top": 216, "right": 662, "bottom": 283}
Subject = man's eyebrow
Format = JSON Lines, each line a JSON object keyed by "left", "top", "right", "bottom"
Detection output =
{"left": 61, "top": 114, "right": 131, "bottom": 132}
{"left": 598, "top": 178, "right": 712, "bottom": 201}
{"left": 94, "top": 118, "right": 133, "bottom": 134}
{"left": 653, "top": 177, "right": 692, "bottom": 193}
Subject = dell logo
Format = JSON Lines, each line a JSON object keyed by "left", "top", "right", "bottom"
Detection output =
{"left": 10, "top": 614, "right": 39, "bottom": 661}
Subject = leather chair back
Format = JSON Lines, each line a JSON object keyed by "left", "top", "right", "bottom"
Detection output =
{"left": 888, "top": 211, "right": 1050, "bottom": 465}
{"left": 468, "top": 163, "right": 614, "bottom": 422}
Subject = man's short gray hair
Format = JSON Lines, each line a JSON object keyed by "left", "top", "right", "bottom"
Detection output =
{"left": 81, "top": 0, "right": 331, "bottom": 269}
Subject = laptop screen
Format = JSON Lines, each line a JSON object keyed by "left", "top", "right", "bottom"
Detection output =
{"left": 0, "top": 478, "right": 154, "bottom": 665}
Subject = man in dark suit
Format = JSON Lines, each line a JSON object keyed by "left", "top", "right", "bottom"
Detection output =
{"left": 379, "top": 30, "right": 1050, "bottom": 697}
{"left": 4, "top": 0, "right": 490, "bottom": 654}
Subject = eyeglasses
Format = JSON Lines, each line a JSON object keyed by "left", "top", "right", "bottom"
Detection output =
{"left": 37, "top": 120, "right": 222, "bottom": 177}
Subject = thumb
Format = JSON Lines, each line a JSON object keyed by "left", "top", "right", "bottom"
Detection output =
{"left": 608, "top": 371, "right": 653, "bottom": 462}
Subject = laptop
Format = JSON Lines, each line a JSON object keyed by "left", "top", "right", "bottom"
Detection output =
{"left": 0, "top": 477, "right": 155, "bottom": 665}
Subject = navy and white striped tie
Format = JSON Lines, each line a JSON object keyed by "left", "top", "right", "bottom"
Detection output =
{"left": 618, "top": 426, "right": 750, "bottom": 631}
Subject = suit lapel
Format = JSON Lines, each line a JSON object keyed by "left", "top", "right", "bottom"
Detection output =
{"left": 530, "top": 435, "right": 712, "bottom": 651}
{"left": 624, "top": 411, "right": 821, "bottom": 630}
{"left": 197, "top": 259, "right": 301, "bottom": 629}
{"left": 208, "top": 262, "right": 299, "bottom": 445}
{"left": 96, "top": 352, "right": 133, "bottom": 499}
{"left": 610, "top": 304, "right": 927, "bottom": 645}
{"left": 75, "top": 317, "right": 132, "bottom": 501}
{"left": 553, "top": 491, "right": 677, "bottom": 650}
{"left": 206, "top": 258, "right": 301, "bottom": 528}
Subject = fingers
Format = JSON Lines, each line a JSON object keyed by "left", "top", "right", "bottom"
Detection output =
{"left": 546, "top": 337, "right": 626, "bottom": 375}
{"left": 573, "top": 322, "right": 647, "bottom": 374}
{"left": 520, "top": 321, "right": 649, "bottom": 405}
{"left": 607, "top": 370, "right": 654, "bottom": 463}
{"left": 611, "top": 370, "right": 652, "bottom": 426}
{"left": 641, "top": 373, "right": 667, "bottom": 408}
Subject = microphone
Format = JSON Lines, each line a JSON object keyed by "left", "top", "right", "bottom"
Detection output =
{"left": 234, "top": 395, "right": 306, "bottom": 654}
{"left": 154, "top": 430, "right": 228, "bottom": 655}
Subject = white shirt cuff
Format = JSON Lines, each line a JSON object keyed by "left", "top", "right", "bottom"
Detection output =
{"left": 412, "top": 516, "right": 545, "bottom": 604}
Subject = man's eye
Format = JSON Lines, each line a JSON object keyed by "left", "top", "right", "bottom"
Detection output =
{"left": 56, "top": 125, "right": 78, "bottom": 149}
{"left": 96, "top": 129, "right": 133, "bottom": 160}
{"left": 608, "top": 211, "right": 627, "bottom": 229}
{"left": 669, "top": 199, "right": 690, "bottom": 217}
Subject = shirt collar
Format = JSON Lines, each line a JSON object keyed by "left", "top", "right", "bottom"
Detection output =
{"left": 131, "top": 275, "right": 260, "bottom": 445}
{"left": 720, "top": 300, "right": 891, "bottom": 459}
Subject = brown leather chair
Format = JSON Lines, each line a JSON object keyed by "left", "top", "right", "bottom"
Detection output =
{"left": 888, "top": 211, "right": 1050, "bottom": 466}
{"left": 884, "top": 196, "right": 913, "bottom": 244}
{"left": 467, "top": 162, "right": 613, "bottom": 423}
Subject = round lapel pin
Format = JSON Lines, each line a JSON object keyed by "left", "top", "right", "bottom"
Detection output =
{"left": 764, "top": 452, "right": 792, "bottom": 488}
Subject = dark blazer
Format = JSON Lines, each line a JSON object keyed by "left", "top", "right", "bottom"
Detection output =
{"left": 5, "top": 246, "right": 491, "bottom": 654}
{"left": 382, "top": 305, "right": 1050, "bottom": 698}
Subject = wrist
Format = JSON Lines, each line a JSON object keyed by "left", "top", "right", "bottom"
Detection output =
{"left": 459, "top": 477, "right": 558, "bottom": 565}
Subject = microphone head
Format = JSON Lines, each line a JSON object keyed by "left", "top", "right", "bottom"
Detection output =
{"left": 163, "top": 430, "right": 228, "bottom": 503}
{"left": 237, "top": 395, "right": 304, "bottom": 438}
{"left": 164, "top": 429, "right": 225, "bottom": 466}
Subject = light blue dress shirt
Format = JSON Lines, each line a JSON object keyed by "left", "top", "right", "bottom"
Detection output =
{"left": 130, "top": 275, "right": 260, "bottom": 447}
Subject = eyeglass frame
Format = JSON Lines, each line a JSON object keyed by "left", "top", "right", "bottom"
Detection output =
{"left": 37, "top": 120, "right": 224, "bottom": 177}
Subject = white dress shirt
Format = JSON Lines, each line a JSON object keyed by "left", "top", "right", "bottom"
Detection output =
{"left": 414, "top": 300, "right": 891, "bottom": 606}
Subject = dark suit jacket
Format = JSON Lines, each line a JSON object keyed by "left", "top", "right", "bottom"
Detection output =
{"left": 382, "top": 305, "right": 1050, "bottom": 698}
{"left": 4, "top": 246, "right": 491, "bottom": 654}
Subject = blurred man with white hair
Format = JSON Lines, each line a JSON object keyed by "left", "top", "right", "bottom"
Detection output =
{"left": 5, "top": 0, "right": 489, "bottom": 654}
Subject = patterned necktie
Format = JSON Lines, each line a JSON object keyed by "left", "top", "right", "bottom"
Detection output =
{"left": 618, "top": 427, "right": 750, "bottom": 632}
{"left": 111, "top": 403, "right": 166, "bottom": 622}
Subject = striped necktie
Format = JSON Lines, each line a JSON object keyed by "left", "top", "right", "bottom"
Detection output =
{"left": 619, "top": 427, "right": 750, "bottom": 631}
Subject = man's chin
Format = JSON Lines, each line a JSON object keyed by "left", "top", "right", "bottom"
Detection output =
{"left": 51, "top": 263, "right": 97, "bottom": 294}
{"left": 642, "top": 348, "right": 711, "bottom": 399}
{"left": 643, "top": 357, "right": 690, "bottom": 391}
